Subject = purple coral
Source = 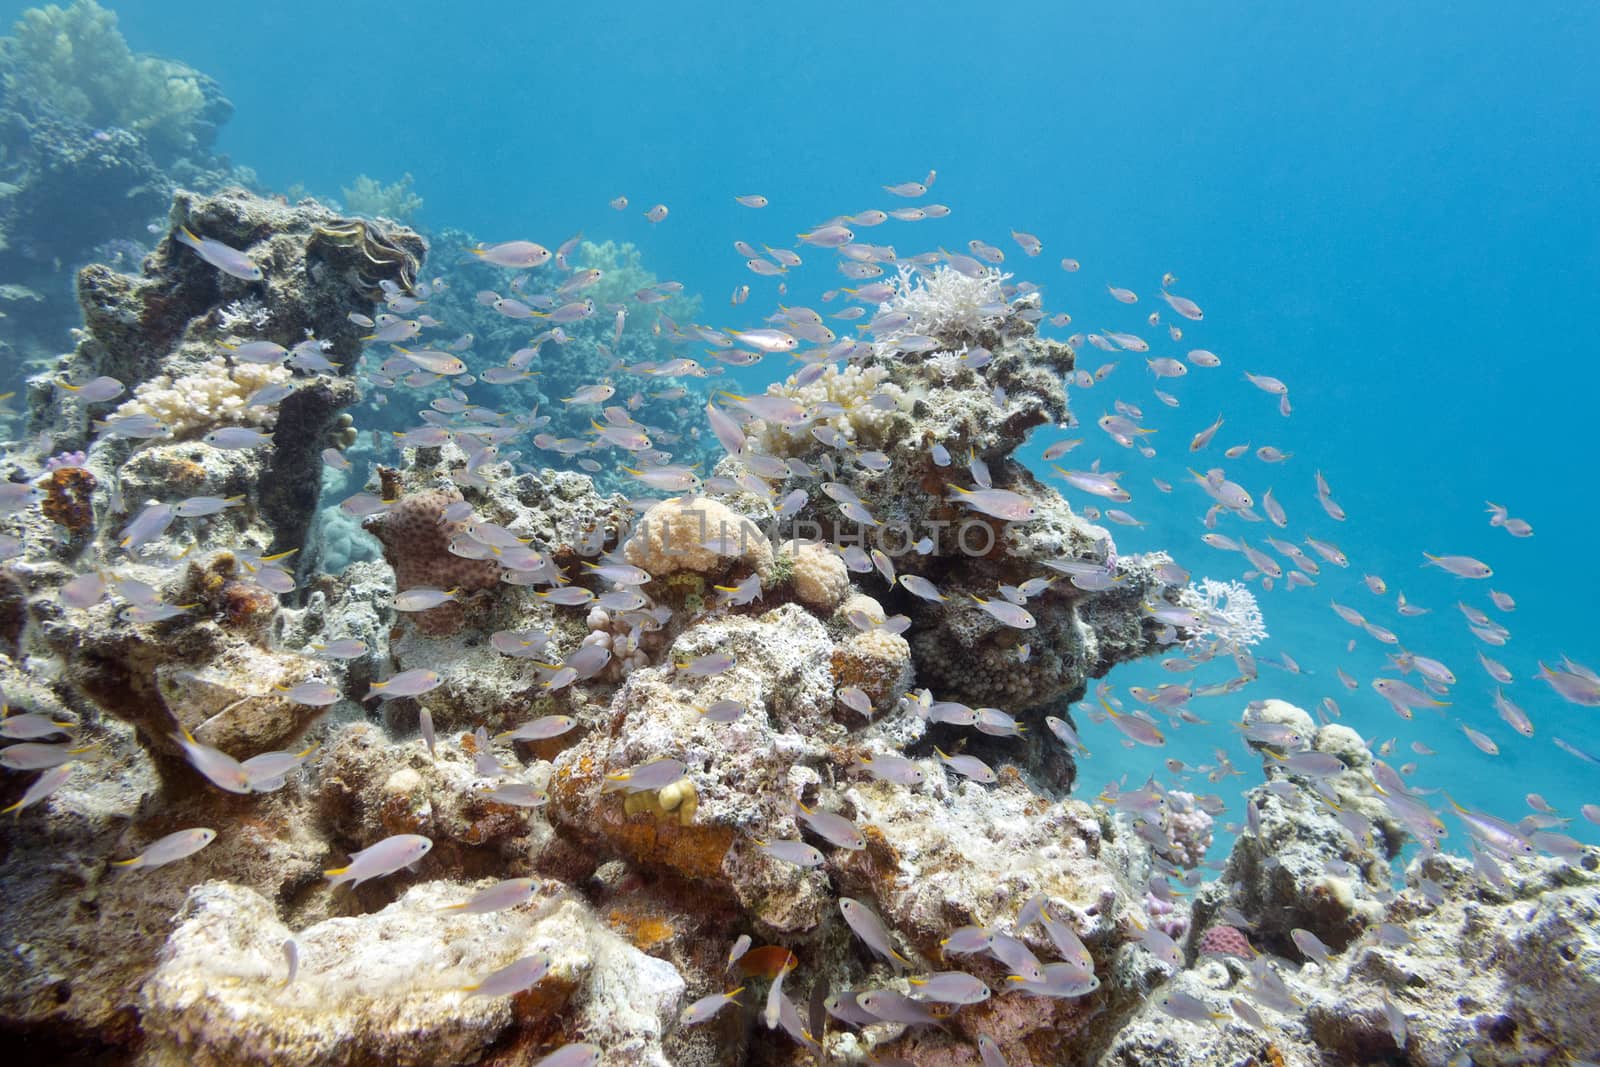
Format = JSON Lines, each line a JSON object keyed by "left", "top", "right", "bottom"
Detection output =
{"left": 46, "top": 451, "right": 88, "bottom": 471}
{"left": 1145, "top": 891, "right": 1190, "bottom": 940}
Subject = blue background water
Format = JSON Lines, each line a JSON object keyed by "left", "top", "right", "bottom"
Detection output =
{"left": 10, "top": 1, "right": 1597, "bottom": 840}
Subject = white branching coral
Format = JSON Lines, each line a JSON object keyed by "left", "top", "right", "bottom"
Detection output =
{"left": 1177, "top": 577, "right": 1267, "bottom": 648}
{"left": 875, "top": 264, "right": 1011, "bottom": 350}
{"left": 113, "top": 356, "right": 291, "bottom": 436}
{"left": 924, "top": 351, "right": 970, "bottom": 384}
{"left": 217, "top": 298, "right": 271, "bottom": 336}
{"left": 748, "top": 363, "right": 906, "bottom": 458}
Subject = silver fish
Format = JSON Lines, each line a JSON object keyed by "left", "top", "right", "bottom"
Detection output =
{"left": 111, "top": 827, "right": 216, "bottom": 870}
{"left": 324, "top": 833, "right": 432, "bottom": 887}
{"left": 464, "top": 954, "right": 550, "bottom": 997}
{"left": 440, "top": 877, "right": 538, "bottom": 914}
{"left": 175, "top": 226, "right": 263, "bottom": 280}
{"left": 840, "top": 897, "right": 909, "bottom": 969}
{"left": 907, "top": 970, "right": 990, "bottom": 1005}
{"left": 1, "top": 762, "right": 75, "bottom": 814}
{"left": 531, "top": 1044, "right": 601, "bottom": 1067}
{"left": 173, "top": 732, "right": 252, "bottom": 794}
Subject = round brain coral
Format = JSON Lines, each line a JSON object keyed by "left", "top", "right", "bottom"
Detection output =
{"left": 832, "top": 626, "right": 913, "bottom": 710}
{"left": 622, "top": 496, "right": 772, "bottom": 580}
{"left": 787, "top": 540, "right": 849, "bottom": 614}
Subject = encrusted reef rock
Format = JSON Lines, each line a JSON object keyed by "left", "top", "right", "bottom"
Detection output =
{"left": 19, "top": 185, "right": 423, "bottom": 576}
{"left": 1220, "top": 700, "right": 1399, "bottom": 958}
{"left": 1306, "top": 852, "right": 1600, "bottom": 1066}
{"left": 546, "top": 602, "right": 840, "bottom": 933}
{"left": 357, "top": 447, "right": 639, "bottom": 733}
{"left": 0, "top": 713, "right": 330, "bottom": 1060}
{"left": 8, "top": 186, "right": 422, "bottom": 792}
{"left": 718, "top": 267, "right": 1166, "bottom": 715}
{"left": 314, "top": 723, "right": 553, "bottom": 903}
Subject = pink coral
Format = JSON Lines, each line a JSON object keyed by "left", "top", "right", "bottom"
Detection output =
{"left": 1197, "top": 924, "right": 1255, "bottom": 959}
{"left": 364, "top": 487, "right": 500, "bottom": 636}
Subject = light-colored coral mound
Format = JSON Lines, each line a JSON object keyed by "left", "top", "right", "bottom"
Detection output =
{"left": 787, "top": 538, "right": 850, "bottom": 613}
{"left": 622, "top": 494, "right": 771, "bottom": 579}
{"left": 140, "top": 880, "right": 683, "bottom": 1067}
{"left": 748, "top": 362, "right": 906, "bottom": 457}
{"left": 112, "top": 355, "right": 290, "bottom": 437}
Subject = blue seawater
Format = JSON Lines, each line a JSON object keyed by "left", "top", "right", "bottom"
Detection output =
{"left": 7, "top": 0, "right": 1597, "bottom": 835}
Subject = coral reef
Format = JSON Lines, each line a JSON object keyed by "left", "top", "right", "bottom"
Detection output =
{"left": 0, "top": 131, "right": 1594, "bottom": 1067}
{"left": 0, "top": 2, "right": 245, "bottom": 391}
{"left": 1, "top": 1, "right": 229, "bottom": 161}
{"left": 340, "top": 172, "right": 423, "bottom": 224}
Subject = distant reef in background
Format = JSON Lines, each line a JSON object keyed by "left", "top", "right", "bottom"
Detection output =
{"left": 0, "top": 0, "right": 251, "bottom": 385}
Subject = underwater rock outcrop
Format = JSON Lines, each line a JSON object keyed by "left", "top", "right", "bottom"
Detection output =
{"left": 30, "top": 186, "right": 422, "bottom": 556}
{"left": 727, "top": 268, "right": 1166, "bottom": 715}
{"left": 8, "top": 186, "right": 422, "bottom": 785}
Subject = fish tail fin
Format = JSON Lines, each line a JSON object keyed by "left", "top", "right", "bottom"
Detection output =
{"left": 110, "top": 857, "right": 143, "bottom": 868}
{"left": 323, "top": 865, "right": 349, "bottom": 878}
